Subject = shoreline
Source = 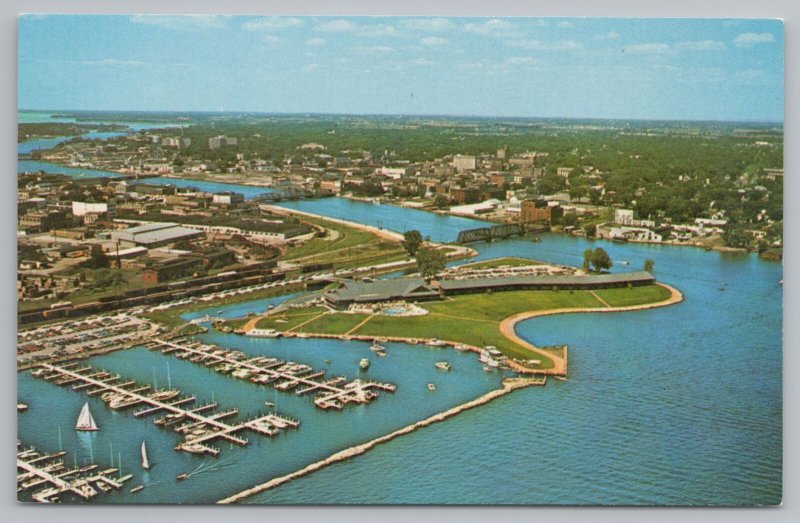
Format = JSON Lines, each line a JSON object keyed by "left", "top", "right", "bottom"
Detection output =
{"left": 19, "top": 157, "right": 768, "bottom": 257}
{"left": 239, "top": 282, "right": 684, "bottom": 376}
{"left": 500, "top": 282, "right": 684, "bottom": 376}
{"left": 217, "top": 377, "right": 540, "bottom": 504}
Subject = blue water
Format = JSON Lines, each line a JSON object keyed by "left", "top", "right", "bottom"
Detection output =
{"left": 16, "top": 126, "right": 782, "bottom": 505}
{"left": 276, "top": 198, "right": 486, "bottom": 243}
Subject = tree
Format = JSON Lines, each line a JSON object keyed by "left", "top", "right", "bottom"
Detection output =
{"left": 582, "top": 249, "right": 592, "bottom": 271}
{"left": 584, "top": 224, "right": 597, "bottom": 238}
{"left": 644, "top": 258, "right": 655, "bottom": 272}
{"left": 590, "top": 247, "right": 612, "bottom": 272}
{"left": 433, "top": 194, "right": 450, "bottom": 209}
{"left": 85, "top": 245, "right": 110, "bottom": 269}
{"left": 401, "top": 230, "right": 423, "bottom": 256}
{"left": 416, "top": 246, "right": 446, "bottom": 280}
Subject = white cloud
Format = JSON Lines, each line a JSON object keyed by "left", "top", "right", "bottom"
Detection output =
{"left": 506, "top": 56, "right": 544, "bottom": 66}
{"left": 556, "top": 21, "right": 574, "bottom": 28}
{"left": 306, "top": 37, "right": 327, "bottom": 47}
{"left": 261, "top": 35, "right": 282, "bottom": 45}
{"left": 302, "top": 63, "right": 324, "bottom": 72}
{"left": 509, "top": 39, "right": 583, "bottom": 51}
{"left": 675, "top": 40, "right": 726, "bottom": 51}
{"left": 595, "top": 31, "right": 621, "bottom": 40}
{"left": 398, "top": 18, "right": 455, "bottom": 32}
{"left": 623, "top": 43, "right": 671, "bottom": 54}
{"left": 355, "top": 46, "right": 396, "bottom": 54}
{"left": 734, "top": 32, "right": 776, "bottom": 47}
{"left": 241, "top": 16, "right": 303, "bottom": 31}
{"left": 315, "top": 19, "right": 358, "bottom": 33}
{"left": 420, "top": 36, "right": 448, "bottom": 47}
{"left": 130, "top": 15, "right": 229, "bottom": 31}
{"left": 411, "top": 58, "right": 435, "bottom": 66}
{"left": 464, "top": 19, "right": 515, "bottom": 36}
{"left": 359, "top": 24, "right": 403, "bottom": 38}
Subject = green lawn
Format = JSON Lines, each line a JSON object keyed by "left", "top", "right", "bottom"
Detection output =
{"left": 296, "top": 313, "right": 371, "bottom": 335}
{"left": 460, "top": 257, "right": 544, "bottom": 270}
{"left": 255, "top": 307, "right": 327, "bottom": 331}
{"left": 593, "top": 285, "right": 672, "bottom": 307}
{"left": 228, "top": 284, "right": 674, "bottom": 371}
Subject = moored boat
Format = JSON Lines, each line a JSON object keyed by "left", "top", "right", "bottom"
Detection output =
{"left": 435, "top": 361, "right": 451, "bottom": 371}
{"left": 359, "top": 358, "right": 370, "bottom": 370}
{"left": 427, "top": 383, "right": 437, "bottom": 392}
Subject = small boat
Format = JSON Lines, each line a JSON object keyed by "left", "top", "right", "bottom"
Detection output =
{"left": 531, "top": 236, "right": 541, "bottom": 243}
{"left": 554, "top": 376, "right": 569, "bottom": 382}
{"left": 17, "top": 403, "right": 28, "bottom": 412}
{"left": 141, "top": 441, "right": 150, "bottom": 470}
{"left": 370, "top": 342, "right": 385, "bottom": 352}
{"left": 435, "top": 361, "right": 451, "bottom": 371}
{"left": 359, "top": 358, "right": 370, "bottom": 370}
{"left": 75, "top": 402, "right": 99, "bottom": 431}
{"left": 619, "top": 260, "right": 629, "bottom": 265}
{"left": 376, "top": 350, "right": 387, "bottom": 357}
{"left": 176, "top": 473, "right": 189, "bottom": 481}
{"left": 427, "top": 383, "right": 436, "bottom": 392}
{"left": 482, "top": 366, "right": 493, "bottom": 372}
{"left": 130, "top": 485, "right": 144, "bottom": 493}
{"left": 264, "top": 401, "right": 274, "bottom": 407}
{"left": 427, "top": 339, "right": 447, "bottom": 347}
{"left": 323, "top": 359, "right": 332, "bottom": 364}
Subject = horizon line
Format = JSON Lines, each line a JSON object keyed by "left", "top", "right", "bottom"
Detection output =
{"left": 18, "top": 108, "right": 784, "bottom": 126}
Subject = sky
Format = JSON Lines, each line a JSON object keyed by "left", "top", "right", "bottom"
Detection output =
{"left": 18, "top": 15, "right": 784, "bottom": 122}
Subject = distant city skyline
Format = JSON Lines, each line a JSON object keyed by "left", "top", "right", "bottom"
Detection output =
{"left": 19, "top": 15, "right": 784, "bottom": 122}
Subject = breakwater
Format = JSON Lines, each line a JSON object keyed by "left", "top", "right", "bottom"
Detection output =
{"left": 218, "top": 377, "right": 539, "bottom": 504}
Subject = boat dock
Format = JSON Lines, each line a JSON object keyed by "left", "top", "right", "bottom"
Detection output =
{"left": 32, "top": 362, "right": 300, "bottom": 457}
{"left": 150, "top": 339, "right": 396, "bottom": 410}
{"left": 17, "top": 443, "right": 131, "bottom": 503}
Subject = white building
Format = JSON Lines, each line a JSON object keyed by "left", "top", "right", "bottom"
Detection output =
{"left": 615, "top": 209, "right": 635, "bottom": 225}
{"left": 72, "top": 201, "right": 108, "bottom": 217}
{"left": 452, "top": 155, "right": 477, "bottom": 172}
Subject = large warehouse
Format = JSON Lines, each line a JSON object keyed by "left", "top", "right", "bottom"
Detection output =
{"left": 110, "top": 222, "right": 205, "bottom": 248}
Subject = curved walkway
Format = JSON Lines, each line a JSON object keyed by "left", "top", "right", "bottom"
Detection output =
{"left": 500, "top": 283, "right": 684, "bottom": 376}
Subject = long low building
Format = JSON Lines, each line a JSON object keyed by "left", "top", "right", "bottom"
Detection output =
{"left": 110, "top": 222, "right": 205, "bottom": 248}
{"left": 325, "top": 277, "right": 440, "bottom": 309}
{"left": 437, "top": 271, "right": 656, "bottom": 295}
{"left": 324, "top": 271, "right": 657, "bottom": 308}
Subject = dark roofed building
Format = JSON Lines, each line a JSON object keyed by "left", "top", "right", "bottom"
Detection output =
{"left": 325, "top": 277, "right": 439, "bottom": 309}
{"left": 438, "top": 271, "right": 656, "bottom": 295}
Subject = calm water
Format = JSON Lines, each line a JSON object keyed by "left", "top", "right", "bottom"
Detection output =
{"left": 16, "top": 129, "right": 782, "bottom": 505}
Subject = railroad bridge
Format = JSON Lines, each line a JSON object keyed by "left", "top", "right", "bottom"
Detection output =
{"left": 253, "top": 189, "right": 333, "bottom": 203}
{"left": 456, "top": 223, "right": 525, "bottom": 244}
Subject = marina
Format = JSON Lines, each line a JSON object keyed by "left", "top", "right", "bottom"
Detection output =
{"left": 149, "top": 338, "right": 396, "bottom": 410}
{"left": 17, "top": 442, "right": 132, "bottom": 503}
{"left": 32, "top": 362, "right": 300, "bottom": 456}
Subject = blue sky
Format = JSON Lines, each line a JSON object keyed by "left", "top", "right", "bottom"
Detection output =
{"left": 18, "top": 15, "right": 783, "bottom": 122}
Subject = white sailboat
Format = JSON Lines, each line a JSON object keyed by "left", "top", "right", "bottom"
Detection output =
{"left": 75, "top": 402, "right": 99, "bottom": 431}
{"left": 141, "top": 441, "right": 150, "bottom": 470}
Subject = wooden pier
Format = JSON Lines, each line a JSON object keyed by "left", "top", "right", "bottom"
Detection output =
{"left": 17, "top": 443, "right": 131, "bottom": 503}
{"left": 32, "top": 363, "right": 300, "bottom": 457}
{"left": 151, "top": 339, "right": 396, "bottom": 410}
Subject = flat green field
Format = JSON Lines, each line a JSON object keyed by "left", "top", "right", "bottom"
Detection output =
{"left": 255, "top": 307, "right": 327, "bottom": 331}
{"left": 593, "top": 285, "right": 672, "bottom": 307}
{"left": 295, "top": 313, "right": 370, "bottom": 335}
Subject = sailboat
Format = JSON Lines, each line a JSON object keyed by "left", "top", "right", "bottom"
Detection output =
{"left": 141, "top": 441, "right": 150, "bottom": 470}
{"left": 75, "top": 402, "right": 99, "bottom": 431}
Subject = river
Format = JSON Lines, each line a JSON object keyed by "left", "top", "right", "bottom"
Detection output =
{"left": 16, "top": 120, "right": 782, "bottom": 505}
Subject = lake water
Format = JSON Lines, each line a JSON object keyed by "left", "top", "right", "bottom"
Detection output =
{"left": 16, "top": 126, "right": 782, "bottom": 505}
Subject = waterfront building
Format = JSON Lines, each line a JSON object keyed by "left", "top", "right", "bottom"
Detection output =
{"left": 110, "top": 222, "right": 205, "bottom": 248}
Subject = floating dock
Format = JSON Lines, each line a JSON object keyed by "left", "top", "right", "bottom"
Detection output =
{"left": 32, "top": 363, "right": 300, "bottom": 457}
{"left": 150, "top": 339, "right": 396, "bottom": 410}
{"left": 17, "top": 442, "right": 131, "bottom": 503}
